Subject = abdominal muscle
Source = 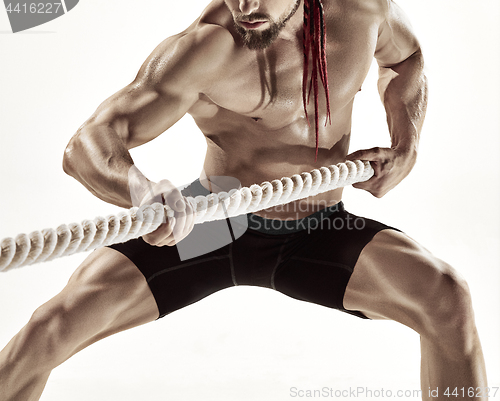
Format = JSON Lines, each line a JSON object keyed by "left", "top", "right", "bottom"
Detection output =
{"left": 192, "top": 102, "right": 354, "bottom": 221}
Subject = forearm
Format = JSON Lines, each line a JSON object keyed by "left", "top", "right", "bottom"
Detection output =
{"left": 378, "top": 49, "right": 428, "bottom": 164}
{"left": 63, "top": 124, "right": 148, "bottom": 208}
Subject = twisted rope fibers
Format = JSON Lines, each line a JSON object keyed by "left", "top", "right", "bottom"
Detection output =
{"left": 0, "top": 160, "right": 373, "bottom": 272}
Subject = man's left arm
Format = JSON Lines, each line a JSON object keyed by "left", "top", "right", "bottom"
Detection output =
{"left": 348, "top": 1, "right": 428, "bottom": 197}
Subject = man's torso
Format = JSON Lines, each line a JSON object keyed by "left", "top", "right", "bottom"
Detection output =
{"left": 177, "top": 0, "right": 386, "bottom": 219}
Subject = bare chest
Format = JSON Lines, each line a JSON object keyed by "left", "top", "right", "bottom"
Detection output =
{"left": 189, "top": 14, "right": 379, "bottom": 131}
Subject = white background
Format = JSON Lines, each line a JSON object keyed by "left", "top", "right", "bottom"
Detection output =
{"left": 0, "top": 1, "right": 499, "bottom": 400}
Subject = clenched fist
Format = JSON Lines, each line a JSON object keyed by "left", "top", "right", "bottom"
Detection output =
{"left": 138, "top": 179, "right": 196, "bottom": 247}
{"left": 346, "top": 147, "right": 417, "bottom": 197}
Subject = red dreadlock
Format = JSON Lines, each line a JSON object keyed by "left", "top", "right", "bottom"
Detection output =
{"left": 303, "top": 0, "right": 331, "bottom": 161}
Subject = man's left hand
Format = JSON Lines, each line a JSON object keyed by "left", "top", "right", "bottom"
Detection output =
{"left": 346, "top": 147, "right": 416, "bottom": 198}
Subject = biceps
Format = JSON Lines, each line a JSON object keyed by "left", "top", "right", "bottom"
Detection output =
{"left": 88, "top": 82, "right": 198, "bottom": 149}
{"left": 375, "top": 1, "right": 421, "bottom": 68}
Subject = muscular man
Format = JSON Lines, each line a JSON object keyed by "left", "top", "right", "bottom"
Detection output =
{"left": 0, "top": 0, "right": 488, "bottom": 399}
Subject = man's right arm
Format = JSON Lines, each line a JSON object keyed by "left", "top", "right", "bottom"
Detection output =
{"left": 63, "top": 25, "right": 232, "bottom": 209}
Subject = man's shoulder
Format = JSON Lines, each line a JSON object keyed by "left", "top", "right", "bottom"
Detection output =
{"left": 173, "top": 1, "right": 236, "bottom": 58}
{"left": 156, "top": 23, "right": 235, "bottom": 66}
{"left": 138, "top": 6, "right": 236, "bottom": 91}
{"left": 175, "top": 24, "right": 235, "bottom": 62}
{"left": 339, "top": 0, "right": 389, "bottom": 20}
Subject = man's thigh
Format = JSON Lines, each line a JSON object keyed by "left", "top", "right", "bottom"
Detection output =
{"left": 108, "top": 235, "right": 236, "bottom": 319}
{"left": 22, "top": 247, "right": 161, "bottom": 363}
{"left": 271, "top": 208, "right": 398, "bottom": 319}
{"left": 343, "top": 229, "right": 459, "bottom": 328}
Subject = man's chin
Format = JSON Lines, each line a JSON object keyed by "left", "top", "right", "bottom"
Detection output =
{"left": 235, "top": 25, "right": 279, "bottom": 50}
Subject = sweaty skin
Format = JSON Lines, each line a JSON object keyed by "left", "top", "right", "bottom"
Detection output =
{"left": 63, "top": 0, "right": 426, "bottom": 238}
{"left": 0, "top": 2, "right": 488, "bottom": 400}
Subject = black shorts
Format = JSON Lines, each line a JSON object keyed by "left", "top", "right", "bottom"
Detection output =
{"left": 108, "top": 180, "right": 398, "bottom": 319}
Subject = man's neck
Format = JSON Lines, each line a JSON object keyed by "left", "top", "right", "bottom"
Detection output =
{"left": 277, "top": 2, "right": 304, "bottom": 43}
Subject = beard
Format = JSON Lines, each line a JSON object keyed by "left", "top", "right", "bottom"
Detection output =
{"left": 233, "top": 0, "right": 301, "bottom": 50}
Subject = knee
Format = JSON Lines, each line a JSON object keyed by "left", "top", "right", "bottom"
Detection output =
{"left": 416, "top": 262, "right": 477, "bottom": 355}
{"left": 24, "top": 302, "right": 79, "bottom": 368}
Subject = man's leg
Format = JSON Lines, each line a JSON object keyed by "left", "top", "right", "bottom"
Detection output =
{"left": 343, "top": 230, "right": 487, "bottom": 400}
{"left": 0, "top": 247, "right": 159, "bottom": 401}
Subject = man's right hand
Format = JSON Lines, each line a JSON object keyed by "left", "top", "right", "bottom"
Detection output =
{"left": 138, "top": 180, "right": 196, "bottom": 247}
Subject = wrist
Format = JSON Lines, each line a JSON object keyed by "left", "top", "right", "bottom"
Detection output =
{"left": 128, "top": 165, "right": 155, "bottom": 207}
{"left": 392, "top": 144, "right": 418, "bottom": 173}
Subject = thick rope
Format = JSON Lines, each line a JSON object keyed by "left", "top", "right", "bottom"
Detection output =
{"left": 0, "top": 160, "right": 373, "bottom": 272}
